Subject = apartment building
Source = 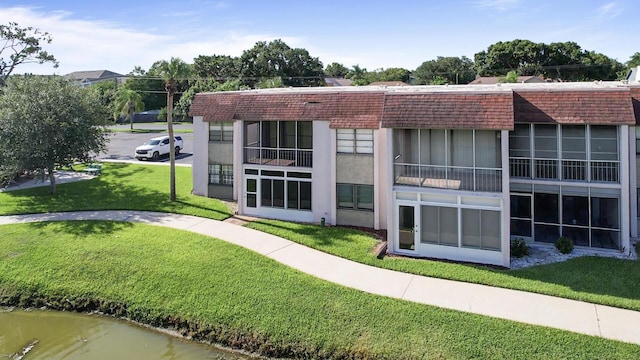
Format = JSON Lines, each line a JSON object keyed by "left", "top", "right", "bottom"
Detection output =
{"left": 190, "top": 82, "right": 640, "bottom": 267}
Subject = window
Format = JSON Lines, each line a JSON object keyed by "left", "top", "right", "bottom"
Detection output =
{"left": 261, "top": 178, "right": 311, "bottom": 210}
{"left": 337, "top": 184, "right": 374, "bottom": 210}
{"left": 208, "top": 164, "right": 233, "bottom": 185}
{"left": 209, "top": 122, "right": 233, "bottom": 142}
{"left": 421, "top": 206, "right": 458, "bottom": 246}
{"left": 337, "top": 129, "right": 373, "bottom": 154}
{"left": 243, "top": 121, "right": 313, "bottom": 167}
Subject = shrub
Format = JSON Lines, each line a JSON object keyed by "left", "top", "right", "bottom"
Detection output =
{"left": 555, "top": 236, "right": 574, "bottom": 254}
{"left": 510, "top": 238, "right": 529, "bottom": 258}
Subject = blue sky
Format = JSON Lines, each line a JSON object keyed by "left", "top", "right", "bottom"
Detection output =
{"left": 0, "top": 0, "right": 638, "bottom": 76}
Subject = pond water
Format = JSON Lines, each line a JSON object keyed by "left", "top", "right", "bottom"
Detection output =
{"left": 0, "top": 309, "right": 250, "bottom": 359}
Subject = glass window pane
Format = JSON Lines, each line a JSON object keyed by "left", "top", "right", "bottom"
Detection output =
{"left": 534, "top": 193, "right": 558, "bottom": 223}
{"left": 420, "top": 206, "right": 439, "bottom": 244}
{"left": 462, "top": 208, "right": 481, "bottom": 248}
{"left": 591, "top": 197, "right": 619, "bottom": 229}
{"left": 273, "top": 180, "right": 285, "bottom": 208}
{"left": 451, "top": 130, "right": 473, "bottom": 167}
{"left": 300, "top": 182, "right": 312, "bottom": 210}
{"left": 562, "top": 195, "right": 589, "bottom": 226}
{"left": 337, "top": 184, "right": 354, "bottom": 208}
{"left": 510, "top": 195, "right": 531, "bottom": 219}
{"left": 590, "top": 126, "right": 618, "bottom": 161}
{"left": 440, "top": 207, "right": 458, "bottom": 246}
{"left": 245, "top": 122, "right": 260, "bottom": 146}
{"left": 246, "top": 194, "right": 256, "bottom": 208}
{"left": 287, "top": 181, "right": 299, "bottom": 209}
{"left": 246, "top": 178, "right": 256, "bottom": 192}
{"left": 534, "top": 124, "right": 557, "bottom": 159}
{"left": 298, "top": 121, "right": 313, "bottom": 149}
{"left": 509, "top": 124, "right": 531, "bottom": 158}
{"left": 534, "top": 224, "right": 559, "bottom": 243}
{"left": 261, "top": 179, "right": 272, "bottom": 207}
{"left": 481, "top": 210, "right": 501, "bottom": 250}
{"left": 511, "top": 219, "right": 532, "bottom": 237}
{"left": 562, "top": 226, "right": 588, "bottom": 247}
{"left": 356, "top": 185, "right": 374, "bottom": 210}
{"left": 592, "top": 229, "right": 620, "bottom": 249}
{"left": 562, "top": 125, "right": 586, "bottom": 160}
{"left": 280, "top": 121, "right": 296, "bottom": 148}
{"left": 476, "top": 130, "right": 500, "bottom": 168}
{"left": 222, "top": 122, "right": 233, "bottom": 142}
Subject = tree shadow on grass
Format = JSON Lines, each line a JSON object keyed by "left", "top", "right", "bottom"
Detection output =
{"left": 26, "top": 220, "right": 134, "bottom": 237}
{"left": 249, "top": 219, "right": 371, "bottom": 248}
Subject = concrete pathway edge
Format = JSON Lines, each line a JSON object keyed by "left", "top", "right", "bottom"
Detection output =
{"left": 1, "top": 210, "right": 639, "bottom": 346}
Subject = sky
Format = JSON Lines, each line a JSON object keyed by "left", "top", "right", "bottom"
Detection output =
{"left": 0, "top": 0, "right": 638, "bottom": 76}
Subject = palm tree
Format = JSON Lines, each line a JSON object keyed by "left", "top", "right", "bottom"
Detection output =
{"left": 155, "top": 57, "right": 191, "bottom": 202}
{"left": 113, "top": 88, "right": 144, "bottom": 129}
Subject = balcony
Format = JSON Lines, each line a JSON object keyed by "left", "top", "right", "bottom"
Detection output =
{"left": 509, "top": 157, "right": 619, "bottom": 183}
{"left": 394, "top": 163, "right": 502, "bottom": 192}
{"left": 244, "top": 147, "right": 313, "bottom": 168}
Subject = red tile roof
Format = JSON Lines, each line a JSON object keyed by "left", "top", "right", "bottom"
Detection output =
{"left": 189, "top": 92, "right": 240, "bottom": 122}
{"left": 191, "top": 91, "right": 384, "bottom": 129}
{"left": 190, "top": 86, "right": 638, "bottom": 130}
{"left": 513, "top": 89, "right": 635, "bottom": 125}
{"left": 380, "top": 92, "right": 514, "bottom": 130}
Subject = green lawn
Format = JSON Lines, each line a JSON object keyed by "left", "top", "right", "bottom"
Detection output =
{"left": 0, "top": 163, "right": 230, "bottom": 220}
{"left": 0, "top": 221, "right": 637, "bottom": 359}
{"left": 247, "top": 219, "right": 640, "bottom": 312}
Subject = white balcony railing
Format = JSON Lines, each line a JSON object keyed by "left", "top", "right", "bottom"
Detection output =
{"left": 509, "top": 157, "right": 619, "bottom": 183}
{"left": 244, "top": 147, "right": 313, "bottom": 167}
{"left": 394, "top": 163, "right": 502, "bottom": 192}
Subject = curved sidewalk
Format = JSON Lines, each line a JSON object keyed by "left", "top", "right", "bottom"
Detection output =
{"left": 1, "top": 210, "right": 639, "bottom": 346}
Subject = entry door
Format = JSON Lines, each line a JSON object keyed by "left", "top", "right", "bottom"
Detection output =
{"left": 398, "top": 205, "right": 418, "bottom": 251}
{"left": 245, "top": 177, "right": 258, "bottom": 208}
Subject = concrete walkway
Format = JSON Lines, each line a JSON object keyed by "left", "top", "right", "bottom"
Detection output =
{"left": 1, "top": 210, "right": 639, "bottom": 346}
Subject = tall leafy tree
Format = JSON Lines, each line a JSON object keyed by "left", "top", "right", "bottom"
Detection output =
{"left": 240, "top": 39, "right": 324, "bottom": 87}
{"left": 324, "top": 62, "right": 349, "bottom": 78}
{"left": 346, "top": 64, "right": 370, "bottom": 85}
{"left": 122, "top": 66, "right": 165, "bottom": 110}
{"left": 413, "top": 56, "right": 475, "bottom": 85}
{"left": 474, "top": 39, "right": 623, "bottom": 81}
{"left": 0, "top": 75, "right": 109, "bottom": 193}
{"left": 113, "top": 88, "right": 144, "bottom": 129}
{"left": 0, "top": 22, "right": 58, "bottom": 86}
{"left": 627, "top": 52, "right": 640, "bottom": 69}
{"left": 154, "top": 57, "right": 191, "bottom": 202}
{"left": 193, "top": 54, "right": 241, "bottom": 81}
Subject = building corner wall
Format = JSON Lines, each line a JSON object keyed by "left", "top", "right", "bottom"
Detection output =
{"left": 192, "top": 116, "right": 208, "bottom": 196}
{"left": 501, "top": 130, "right": 511, "bottom": 268}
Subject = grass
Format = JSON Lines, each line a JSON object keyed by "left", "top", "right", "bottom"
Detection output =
{"left": 0, "top": 221, "right": 638, "bottom": 359}
{"left": 0, "top": 163, "right": 230, "bottom": 220}
{"left": 246, "top": 219, "right": 640, "bottom": 312}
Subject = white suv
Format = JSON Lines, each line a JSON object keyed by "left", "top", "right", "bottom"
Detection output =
{"left": 135, "top": 136, "right": 183, "bottom": 161}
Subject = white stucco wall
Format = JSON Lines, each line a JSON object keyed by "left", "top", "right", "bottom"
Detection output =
{"left": 192, "top": 116, "right": 209, "bottom": 196}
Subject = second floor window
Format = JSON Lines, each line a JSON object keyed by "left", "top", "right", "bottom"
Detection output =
{"left": 337, "top": 129, "right": 374, "bottom": 154}
{"left": 209, "top": 122, "right": 233, "bottom": 142}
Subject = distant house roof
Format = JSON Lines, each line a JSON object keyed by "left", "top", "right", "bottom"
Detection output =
{"left": 65, "top": 70, "right": 125, "bottom": 84}
{"left": 324, "top": 77, "right": 353, "bottom": 86}
{"left": 368, "top": 81, "right": 409, "bottom": 87}
{"left": 469, "top": 76, "right": 545, "bottom": 85}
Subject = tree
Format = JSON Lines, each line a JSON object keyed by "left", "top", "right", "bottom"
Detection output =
{"left": 325, "top": 62, "right": 349, "bottom": 78}
{"left": 240, "top": 39, "right": 324, "bottom": 87}
{"left": 474, "top": 39, "right": 624, "bottom": 81}
{"left": 193, "top": 54, "right": 241, "bottom": 81}
{"left": 346, "top": 64, "right": 370, "bottom": 85}
{"left": 0, "top": 75, "right": 109, "bottom": 193}
{"left": 499, "top": 70, "right": 519, "bottom": 83}
{"left": 373, "top": 67, "right": 411, "bottom": 83}
{"left": 113, "top": 88, "right": 144, "bottom": 129}
{"left": 122, "top": 66, "right": 165, "bottom": 110}
{"left": 154, "top": 57, "right": 191, "bottom": 202}
{"left": 413, "top": 56, "right": 475, "bottom": 85}
{"left": 0, "top": 22, "right": 58, "bottom": 86}
{"left": 627, "top": 52, "right": 640, "bottom": 69}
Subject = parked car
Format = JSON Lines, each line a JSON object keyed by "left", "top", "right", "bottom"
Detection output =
{"left": 135, "top": 136, "right": 183, "bottom": 161}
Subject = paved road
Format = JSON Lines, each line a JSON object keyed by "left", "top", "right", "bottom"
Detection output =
{"left": 98, "top": 124, "right": 194, "bottom": 165}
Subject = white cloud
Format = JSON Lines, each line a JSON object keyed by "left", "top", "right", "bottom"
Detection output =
{"left": 474, "top": 0, "right": 521, "bottom": 12}
{"left": 597, "top": 2, "right": 622, "bottom": 19}
{"left": 0, "top": 6, "right": 301, "bottom": 76}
